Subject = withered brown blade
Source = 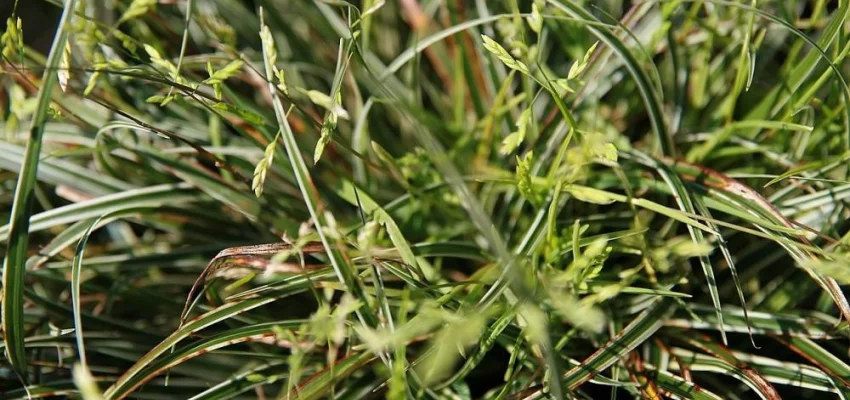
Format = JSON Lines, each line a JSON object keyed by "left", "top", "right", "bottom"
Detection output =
{"left": 180, "top": 242, "right": 327, "bottom": 324}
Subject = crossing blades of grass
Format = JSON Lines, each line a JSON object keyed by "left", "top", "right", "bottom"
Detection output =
{"left": 103, "top": 272, "right": 326, "bottom": 399}
{"left": 546, "top": 0, "right": 732, "bottom": 345}
{"left": 7, "top": 1, "right": 850, "bottom": 398}
{"left": 522, "top": 297, "right": 676, "bottom": 399}
{"left": 0, "top": 141, "right": 134, "bottom": 195}
{"left": 258, "top": 9, "right": 379, "bottom": 330}
{"left": 25, "top": 217, "right": 116, "bottom": 270}
{"left": 666, "top": 304, "right": 845, "bottom": 339}
{"left": 70, "top": 215, "right": 113, "bottom": 371}
{"left": 285, "top": 351, "right": 376, "bottom": 400}
{"left": 677, "top": 333, "right": 781, "bottom": 399}
{"left": 645, "top": 365, "right": 724, "bottom": 400}
{"left": 186, "top": 361, "right": 288, "bottom": 400}
{"left": 111, "top": 321, "right": 303, "bottom": 398}
{"left": 0, "top": 183, "right": 200, "bottom": 241}
{"left": 671, "top": 347, "right": 850, "bottom": 396}
{"left": 774, "top": 336, "right": 850, "bottom": 389}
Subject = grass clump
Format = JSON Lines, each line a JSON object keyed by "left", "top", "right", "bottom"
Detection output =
{"left": 2, "top": 0, "right": 850, "bottom": 398}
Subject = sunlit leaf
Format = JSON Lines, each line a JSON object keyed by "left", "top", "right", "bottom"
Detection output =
{"left": 481, "top": 34, "right": 530, "bottom": 75}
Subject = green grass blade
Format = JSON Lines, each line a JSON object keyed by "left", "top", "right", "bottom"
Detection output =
{"left": 2, "top": 0, "right": 79, "bottom": 374}
{"left": 70, "top": 215, "right": 112, "bottom": 370}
